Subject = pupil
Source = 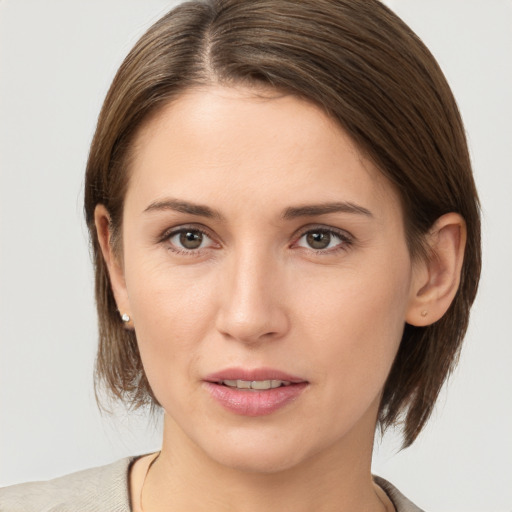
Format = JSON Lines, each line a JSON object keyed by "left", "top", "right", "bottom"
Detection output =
{"left": 306, "top": 232, "right": 330, "bottom": 249}
{"left": 180, "top": 231, "right": 203, "bottom": 249}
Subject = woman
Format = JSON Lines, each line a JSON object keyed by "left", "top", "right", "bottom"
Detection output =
{"left": 0, "top": 0, "right": 480, "bottom": 511}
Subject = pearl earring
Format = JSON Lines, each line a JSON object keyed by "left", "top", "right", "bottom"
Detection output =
{"left": 121, "top": 313, "right": 131, "bottom": 323}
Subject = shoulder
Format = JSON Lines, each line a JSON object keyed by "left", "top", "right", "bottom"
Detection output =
{"left": 374, "top": 475, "right": 426, "bottom": 512}
{"left": 0, "top": 457, "right": 135, "bottom": 512}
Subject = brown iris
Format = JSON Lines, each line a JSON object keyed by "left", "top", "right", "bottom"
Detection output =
{"left": 180, "top": 230, "right": 203, "bottom": 249}
{"left": 306, "top": 232, "right": 331, "bottom": 249}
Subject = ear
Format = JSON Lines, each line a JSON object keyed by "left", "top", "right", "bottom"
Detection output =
{"left": 406, "top": 213, "right": 467, "bottom": 327}
{"left": 94, "top": 204, "right": 132, "bottom": 326}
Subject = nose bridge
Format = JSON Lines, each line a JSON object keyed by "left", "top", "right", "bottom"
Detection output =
{"left": 216, "top": 242, "right": 288, "bottom": 343}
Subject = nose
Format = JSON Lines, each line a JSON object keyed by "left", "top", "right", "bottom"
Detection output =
{"left": 215, "top": 247, "right": 290, "bottom": 345}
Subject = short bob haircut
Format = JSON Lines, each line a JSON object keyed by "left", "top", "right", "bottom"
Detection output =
{"left": 84, "top": 0, "right": 481, "bottom": 447}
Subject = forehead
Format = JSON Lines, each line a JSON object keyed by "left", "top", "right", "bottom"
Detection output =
{"left": 126, "top": 85, "right": 401, "bottom": 220}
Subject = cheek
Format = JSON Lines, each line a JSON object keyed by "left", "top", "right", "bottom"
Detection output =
{"left": 297, "top": 253, "right": 411, "bottom": 415}
{"left": 126, "top": 245, "right": 217, "bottom": 325}
{"left": 122, "top": 254, "right": 218, "bottom": 396}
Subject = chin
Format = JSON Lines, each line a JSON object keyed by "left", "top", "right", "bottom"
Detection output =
{"left": 209, "top": 444, "right": 307, "bottom": 475}
{"left": 194, "top": 423, "right": 327, "bottom": 475}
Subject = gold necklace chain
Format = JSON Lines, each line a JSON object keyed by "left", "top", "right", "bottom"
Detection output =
{"left": 139, "top": 452, "right": 161, "bottom": 512}
{"left": 138, "top": 452, "right": 394, "bottom": 512}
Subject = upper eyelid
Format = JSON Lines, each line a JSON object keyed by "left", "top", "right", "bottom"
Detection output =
{"left": 293, "top": 224, "right": 354, "bottom": 240}
{"left": 291, "top": 226, "right": 355, "bottom": 254}
{"left": 158, "top": 223, "right": 354, "bottom": 248}
{"left": 160, "top": 224, "right": 216, "bottom": 242}
{"left": 162, "top": 227, "right": 217, "bottom": 254}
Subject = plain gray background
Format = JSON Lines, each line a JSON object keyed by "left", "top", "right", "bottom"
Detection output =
{"left": 1, "top": 1, "right": 511, "bottom": 510}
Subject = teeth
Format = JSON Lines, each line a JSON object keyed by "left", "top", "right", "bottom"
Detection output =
{"left": 221, "top": 379, "right": 291, "bottom": 390}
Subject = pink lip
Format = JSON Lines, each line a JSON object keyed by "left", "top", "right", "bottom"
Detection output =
{"left": 203, "top": 367, "right": 308, "bottom": 417}
{"left": 204, "top": 367, "right": 305, "bottom": 383}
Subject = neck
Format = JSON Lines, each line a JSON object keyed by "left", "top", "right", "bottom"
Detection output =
{"left": 141, "top": 412, "right": 389, "bottom": 512}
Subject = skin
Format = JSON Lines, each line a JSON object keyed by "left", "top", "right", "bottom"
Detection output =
{"left": 96, "top": 85, "right": 466, "bottom": 512}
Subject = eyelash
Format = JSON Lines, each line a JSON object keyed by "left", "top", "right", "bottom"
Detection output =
{"left": 159, "top": 225, "right": 216, "bottom": 256}
{"left": 159, "top": 225, "right": 354, "bottom": 256}
{"left": 293, "top": 226, "right": 353, "bottom": 254}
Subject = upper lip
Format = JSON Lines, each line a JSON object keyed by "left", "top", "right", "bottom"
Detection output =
{"left": 204, "top": 367, "right": 307, "bottom": 383}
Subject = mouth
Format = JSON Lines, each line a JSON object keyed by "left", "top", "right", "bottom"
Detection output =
{"left": 203, "top": 368, "right": 308, "bottom": 416}
{"left": 205, "top": 367, "right": 306, "bottom": 384}
{"left": 218, "top": 379, "right": 292, "bottom": 390}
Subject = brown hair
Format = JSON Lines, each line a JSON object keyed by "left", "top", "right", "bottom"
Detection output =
{"left": 84, "top": 0, "right": 481, "bottom": 447}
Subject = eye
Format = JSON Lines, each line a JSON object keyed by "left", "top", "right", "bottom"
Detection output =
{"left": 166, "top": 228, "right": 215, "bottom": 252}
{"left": 295, "top": 228, "right": 351, "bottom": 252}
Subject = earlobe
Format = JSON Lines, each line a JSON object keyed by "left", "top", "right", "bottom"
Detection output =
{"left": 94, "top": 205, "right": 132, "bottom": 323}
{"left": 406, "top": 213, "right": 466, "bottom": 327}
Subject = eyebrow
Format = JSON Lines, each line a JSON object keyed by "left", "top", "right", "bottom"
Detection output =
{"left": 143, "top": 199, "right": 224, "bottom": 220}
{"left": 143, "top": 198, "right": 373, "bottom": 221}
{"left": 282, "top": 202, "right": 373, "bottom": 219}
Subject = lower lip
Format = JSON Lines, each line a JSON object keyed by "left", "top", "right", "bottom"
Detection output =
{"left": 204, "top": 382, "right": 308, "bottom": 416}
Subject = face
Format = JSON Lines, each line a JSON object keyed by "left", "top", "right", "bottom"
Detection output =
{"left": 109, "top": 86, "right": 420, "bottom": 473}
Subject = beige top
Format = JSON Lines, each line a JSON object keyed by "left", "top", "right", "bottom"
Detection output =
{"left": 0, "top": 457, "right": 424, "bottom": 512}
